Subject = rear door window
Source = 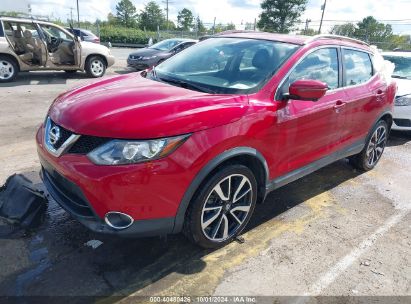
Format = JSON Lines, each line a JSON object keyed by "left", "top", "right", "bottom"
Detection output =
{"left": 343, "top": 49, "right": 373, "bottom": 86}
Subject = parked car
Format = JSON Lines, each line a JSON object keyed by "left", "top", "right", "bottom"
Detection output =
{"left": 65, "top": 27, "right": 100, "bottom": 44}
{"left": 0, "top": 17, "right": 114, "bottom": 82}
{"left": 37, "top": 33, "right": 396, "bottom": 248}
{"left": 127, "top": 38, "right": 197, "bottom": 70}
{"left": 382, "top": 51, "right": 411, "bottom": 130}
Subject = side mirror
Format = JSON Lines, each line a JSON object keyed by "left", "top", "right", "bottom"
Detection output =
{"left": 284, "top": 79, "right": 328, "bottom": 101}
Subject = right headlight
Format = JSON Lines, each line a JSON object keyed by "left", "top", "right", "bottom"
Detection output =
{"left": 87, "top": 134, "right": 190, "bottom": 165}
{"left": 395, "top": 94, "right": 411, "bottom": 106}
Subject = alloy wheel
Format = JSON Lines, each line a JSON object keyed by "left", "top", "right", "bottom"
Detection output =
{"left": 366, "top": 125, "right": 387, "bottom": 167}
{"left": 0, "top": 60, "right": 14, "bottom": 80}
{"left": 91, "top": 59, "right": 104, "bottom": 76}
{"left": 201, "top": 174, "right": 253, "bottom": 242}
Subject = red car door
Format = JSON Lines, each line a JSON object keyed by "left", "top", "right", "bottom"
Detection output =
{"left": 341, "top": 48, "right": 387, "bottom": 147}
{"left": 274, "top": 47, "right": 347, "bottom": 175}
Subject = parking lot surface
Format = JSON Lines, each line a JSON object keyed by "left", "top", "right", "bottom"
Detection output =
{"left": 0, "top": 48, "right": 410, "bottom": 302}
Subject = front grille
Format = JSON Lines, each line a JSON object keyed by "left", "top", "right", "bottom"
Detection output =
{"left": 49, "top": 120, "right": 73, "bottom": 150}
{"left": 394, "top": 119, "right": 411, "bottom": 127}
{"left": 68, "top": 136, "right": 110, "bottom": 154}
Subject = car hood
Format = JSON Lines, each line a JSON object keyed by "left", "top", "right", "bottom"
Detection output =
{"left": 394, "top": 77, "right": 411, "bottom": 96}
{"left": 129, "top": 48, "right": 166, "bottom": 57}
{"left": 49, "top": 73, "right": 248, "bottom": 139}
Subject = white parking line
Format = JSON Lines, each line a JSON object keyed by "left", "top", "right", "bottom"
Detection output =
{"left": 296, "top": 208, "right": 410, "bottom": 301}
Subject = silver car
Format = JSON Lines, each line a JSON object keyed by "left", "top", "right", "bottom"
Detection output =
{"left": 0, "top": 16, "right": 115, "bottom": 82}
{"left": 383, "top": 52, "right": 411, "bottom": 130}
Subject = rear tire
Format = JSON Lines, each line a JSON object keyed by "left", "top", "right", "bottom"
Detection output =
{"left": 183, "top": 164, "right": 257, "bottom": 248}
{"left": 85, "top": 56, "right": 106, "bottom": 78}
{"left": 0, "top": 55, "right": 19, "bottom": 83}
{"left": 349, "top": 120, "right": 388, "bottom": 171}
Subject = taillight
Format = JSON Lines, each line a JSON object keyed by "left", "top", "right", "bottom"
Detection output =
{"left": 94, "top": 38, "right": 100, "bottom": 43}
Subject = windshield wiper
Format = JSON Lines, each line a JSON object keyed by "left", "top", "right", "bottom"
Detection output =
{"left": 392, "top": 75, "right": 410, "bottom": 79}
{"left": 158, "top": 76, "right": 217, "bottom": 94}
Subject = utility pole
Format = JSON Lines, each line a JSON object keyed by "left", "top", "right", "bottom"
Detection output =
{"left": 212, "top": 17, "right": 216, "bottom": 34}
{"left": 76, "top": 0, "right": 80, "bottom": 28}
{"left": 162, "top": 0, "right": 173, "bottom": 31}
{"left": 304, "top": 18, "right": 311, "bottom": 35}
{"left": 318, "top": 0, "right": 326, "bottom": 34}
{"left": 70, "top": 7, "right": 74, "bottom": 25}
{"left": 253, "top": 18, "right": 256, "bottom": 31}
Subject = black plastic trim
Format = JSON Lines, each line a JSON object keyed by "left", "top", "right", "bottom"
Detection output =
{"left": 0, "top": 20, "right": 4, "bottom": 37}
{"left": 172, "top": 147, "right": 269, "bottom": 233}
{"left": 266, "top": 139, "right": 365, "bottom": 192}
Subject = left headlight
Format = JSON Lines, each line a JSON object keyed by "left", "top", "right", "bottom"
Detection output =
{"left": 395, "top": 95, "right": 411, "bottom": 106}
{"left": 88, "top": 135, "right": 190, "bottom": 165}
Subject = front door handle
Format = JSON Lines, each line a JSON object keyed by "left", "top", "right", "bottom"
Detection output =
{"left": 333, "top": 100, "right": 347, "bottom": 109}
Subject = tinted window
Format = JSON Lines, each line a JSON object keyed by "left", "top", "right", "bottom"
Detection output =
{"left": 278, "top": 48, "right": 339, "bottom": 98}
{"left": 0, "top": 21, "right": 4, "bottom": 37}
{"left": 383, "top": 55, "right": 411, "bottom": 79}
{"left": 343, "top": 49, "right": 373, "bottom": 86}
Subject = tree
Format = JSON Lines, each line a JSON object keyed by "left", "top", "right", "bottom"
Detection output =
{"left": 107, "top": 12, "right": 118, "bottom": 25}
{"left": 330, "top": 23, "right": 356, "bottom": 37}
{"left": 257, "top": 0, "right": 307, "bottom": 33}
{"left": 196, "top": 16, "right": 206, "bottom": 33}
{"left": 299, "top": 28, "right": 316, "bottom": 36}
{"left": 177, "top": 8, "right": 194, "bottom": 31}
{"left": 355, "top": 16, "right": 393, "bottom": 43}
{"left": 116, "top": 0, "right": 138, "bottom": 27}
{"left": 139, "top": 1, "right": 166, "bottom": 31}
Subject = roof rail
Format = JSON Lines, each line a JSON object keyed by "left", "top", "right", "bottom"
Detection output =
{"left": 305, "top": 34, "right": 369, "bottom": 46}
{"left": 0, "top": 15, "right": 50, "bottom": 22}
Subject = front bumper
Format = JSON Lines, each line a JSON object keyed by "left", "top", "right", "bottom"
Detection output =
{"left": 392, "top": 105, "right": 411, "bottom": 130}
{"left": 127, "top": 58, "right": 157, "bottom": 70}
{"left": 36, "top": 125, "right": 194, "bottom": 236}
{"left": 106, "top": 55, "right": 115, "bottom": 68}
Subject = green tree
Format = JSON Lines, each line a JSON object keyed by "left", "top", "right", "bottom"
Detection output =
{"left": 330, "top": 23, "right": 356, "bottom": 37}
{"left": 299, "top": 28, "right": 317, "bottom": 36}
{"left": 139, "top": 1, "right": 166, "bottom": 31}
{"left": 177, "top": 8, "right": 194, "bottom": 30}
{"left": 107, "top": 12, "right": 118, "bottom": 25}
{"left": 116, "top": 0, "right": 138, "bottom": 27}
{"left": 196, "top": 16, "right": 206, "bottom": 33}
{"left": 354, "top": 16, "right": 392, "bottom": 43}
{"left": 257, "top": 0, "right": 307, "bottom": 33}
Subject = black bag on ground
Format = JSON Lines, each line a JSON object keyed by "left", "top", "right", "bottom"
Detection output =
{"left": 0, "top": 174, "right": 48, "bottom": 230}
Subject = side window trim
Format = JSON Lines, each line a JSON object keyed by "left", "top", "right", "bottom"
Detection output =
{"left": 0, "top": 21, "right": 4, "bottom": 37}
{"left": 341, "top": 47, "right": 375, "bottom": 88}
{"left": 275, "top": 45, "right": 341, "bottom": 100}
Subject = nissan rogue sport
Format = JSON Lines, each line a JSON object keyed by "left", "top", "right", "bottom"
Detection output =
{"left": 0, "top": 16, "right": 114, "bottom": 82}
{"left": 36, "top": 32, "right": 396, "bottom": 248}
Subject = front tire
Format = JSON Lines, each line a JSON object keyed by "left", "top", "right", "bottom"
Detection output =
{"left": 184, "top": 165, "right": 257, "bottom": 248}
{"left": 0, "top": 56, "right": 19, "bottom": 83}
{"left": 349, "top": 120, "right": 388, "bottom": 171}
{"left": 85, "top": 56, "right": 106, "bottom": 78}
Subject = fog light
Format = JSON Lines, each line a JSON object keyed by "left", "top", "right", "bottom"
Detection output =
{"left": 104, "top": 211, "right": 134, "bottom": 230}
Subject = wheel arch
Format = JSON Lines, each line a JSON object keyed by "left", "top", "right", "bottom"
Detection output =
{"left": 172, "top": 147, "right": 269, "bottom": 233}
{"left": 84, "top": 53, "right": 107, "bottom": 68}
{"left": 0, "top": 52, "right": 20, "bottom": 71}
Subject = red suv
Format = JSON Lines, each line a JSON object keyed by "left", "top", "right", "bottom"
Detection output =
{"left": 36, "top": 33, "right": 396, "bottom": 248}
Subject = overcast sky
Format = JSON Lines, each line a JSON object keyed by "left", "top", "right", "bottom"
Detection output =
{"left": 3, "top": 0, "right": 411, "bottom": 34}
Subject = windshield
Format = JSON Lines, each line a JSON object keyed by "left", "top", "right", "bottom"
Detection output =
{"left": 153, "top": 37, "right": 299, "bottom": 94}
{"left": 383, "top": 55, "right": 411, "bottom": 79}
{"left": 149, "top": 39, "right": 183, "bottom": 51}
